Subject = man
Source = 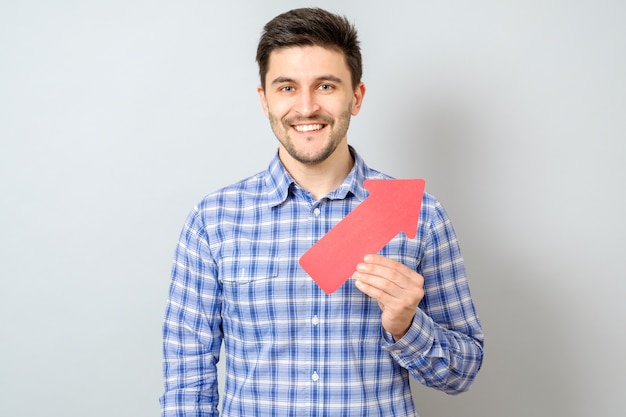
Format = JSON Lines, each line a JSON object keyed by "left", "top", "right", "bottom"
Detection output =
{"left": 161, "top": 7, "right": 483, "bottom": 416}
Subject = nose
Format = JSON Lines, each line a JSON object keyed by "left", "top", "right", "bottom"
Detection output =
{"left": 294, "top": 89, "right": 320, "bottom": 116}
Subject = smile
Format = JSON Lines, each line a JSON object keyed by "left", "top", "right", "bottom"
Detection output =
{"left": 293, "top": 124, "right": 325, "bottom": 133}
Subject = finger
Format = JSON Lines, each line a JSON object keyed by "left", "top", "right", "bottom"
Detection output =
{"left": 354, "top": 268, "right": 406, "bottom": 301}
{"left": 356, "top": 260, "right": 415, "bottom": 291}
{"left": 354, "top": 276, "right": 393, "bottom": 302}
{"left": 363, "top": 254, "right": 418, "bottom": 279}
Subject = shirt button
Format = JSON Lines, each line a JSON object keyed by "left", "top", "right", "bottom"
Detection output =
{"left": 313, "top": 207, "right": 321, "bottom": 217}
{"left": 312, "top": 372, "right": 319, "bottom": 382}
{"left": 312, "top": 315, "right": 319, "bottom": 325}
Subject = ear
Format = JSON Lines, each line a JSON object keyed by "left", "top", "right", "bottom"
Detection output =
{"left": 350, "top": 82, "right": 366, "bottom": 116}
{"left": 257, "top": 85, "right": 270, "bottom": 118}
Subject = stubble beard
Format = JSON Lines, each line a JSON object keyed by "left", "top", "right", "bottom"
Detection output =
{"left": 269, "top": 109, "right": 352, "bottom": 166}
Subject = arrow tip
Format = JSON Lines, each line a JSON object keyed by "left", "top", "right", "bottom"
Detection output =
{"left": 363, "top": 179, "right": 425, "bottom": 239}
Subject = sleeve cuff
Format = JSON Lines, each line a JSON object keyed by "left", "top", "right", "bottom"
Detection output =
{"left": 381, "top": 309, "right": 435, "bottom": 364}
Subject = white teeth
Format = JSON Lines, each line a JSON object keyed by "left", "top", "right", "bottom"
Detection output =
{"left": 294, "top": 124, "right": 324, "bottom": 132}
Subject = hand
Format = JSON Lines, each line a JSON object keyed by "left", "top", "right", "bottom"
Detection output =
{"left": 353, "top": 254, "right": 425, "bottom": 341}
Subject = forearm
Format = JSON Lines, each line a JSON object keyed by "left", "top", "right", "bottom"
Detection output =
{"left": 383, "top": 309, "right": 484, "bottom": 394}
{"left": 161, "top": 385, "right": 219, "bottom": 417}
{"left": 161, "top": 299, "right": 222, "bottom": 416}
{"left": 161, "top": 350, "right": 221, "bottom": 416}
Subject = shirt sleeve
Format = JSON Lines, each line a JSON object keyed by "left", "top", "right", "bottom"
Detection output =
{"left": 160, "top": 207, "right": 223, "bottom": 416}
{"left": 382, "top": 199, "right": 484, "bottom": 394}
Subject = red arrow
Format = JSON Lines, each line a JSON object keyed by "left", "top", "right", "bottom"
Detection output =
{"left": 299, "top": 179, "right": 425, "bottom": 294}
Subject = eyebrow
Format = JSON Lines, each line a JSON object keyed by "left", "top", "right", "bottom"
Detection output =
{"left": 270, "top": 75, "right": 344, "bottom": 86}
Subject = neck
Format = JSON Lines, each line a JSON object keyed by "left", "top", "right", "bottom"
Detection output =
{"left": 280, "top": 143, "right": 354, "bottom": 201}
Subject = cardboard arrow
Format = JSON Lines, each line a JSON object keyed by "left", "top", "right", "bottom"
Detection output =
{"left": 299, "top": 179, "right": 425, "bottom": 294}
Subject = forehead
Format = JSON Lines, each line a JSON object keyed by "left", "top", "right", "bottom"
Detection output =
{"left": 266, "top": 45, "right": 350, "bottom": 83}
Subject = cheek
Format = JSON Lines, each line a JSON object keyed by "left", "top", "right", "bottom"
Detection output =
{"left": 268, "top": 113, "right": 281, "bottom": 129}
{"left": 265, "top": 100, "right": 292, "bottom": 120}
{"left": 324, "top": 95, "right": 355, "bottom": 116}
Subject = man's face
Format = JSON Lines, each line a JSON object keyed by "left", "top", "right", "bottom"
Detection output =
{"left": 258, "top": 45, "right": 365, "bottom": 166}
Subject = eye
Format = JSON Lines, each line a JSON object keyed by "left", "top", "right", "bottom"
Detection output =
{"left": 319, "top": 84, "right": 334, "bottom": 91}
{"left": 280, "top": 85, "right": 295, "bottom": 93}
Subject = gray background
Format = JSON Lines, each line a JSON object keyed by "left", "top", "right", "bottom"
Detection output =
{"left": 1, "top": 0, "right": 625, "bottom": 416}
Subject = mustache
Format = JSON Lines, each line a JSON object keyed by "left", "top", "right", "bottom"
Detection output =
{"left": 283, "top": 115, "right": 333, "bottom": 125}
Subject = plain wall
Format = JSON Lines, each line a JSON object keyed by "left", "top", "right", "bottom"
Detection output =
{"left": 1, "top": 1, "right": 625, "bottom": 416}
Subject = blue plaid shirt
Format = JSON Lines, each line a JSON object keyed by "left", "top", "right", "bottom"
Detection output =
{"left": 161, "top": 148, "right": 484, "bottom": 416}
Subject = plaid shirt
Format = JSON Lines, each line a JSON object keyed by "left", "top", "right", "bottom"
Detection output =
{"left": 161, "top": 148, "right": 484, "bottom": 416}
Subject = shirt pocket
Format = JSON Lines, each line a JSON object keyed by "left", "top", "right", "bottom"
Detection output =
{"left": 219, "top": 256, "right": 282, "bottom": 332}
{"left": 218, "top": 256, "right": 280, "bottom": 285}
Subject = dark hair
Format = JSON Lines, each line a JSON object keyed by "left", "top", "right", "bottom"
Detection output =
{"left": 256, "top": 8, "right": 362, "bottom": 90}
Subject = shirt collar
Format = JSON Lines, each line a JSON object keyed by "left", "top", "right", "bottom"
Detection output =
{"left": 264, "top": 146, "right": 371, "bottom": 207}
